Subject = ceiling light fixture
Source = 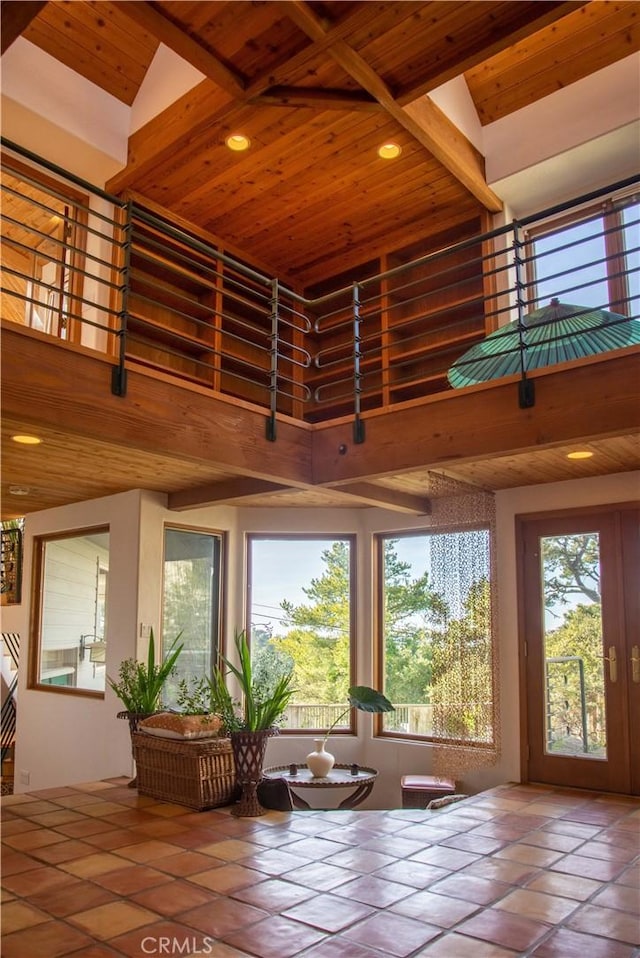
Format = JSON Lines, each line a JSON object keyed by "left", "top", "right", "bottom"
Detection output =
{"left": 9, "top": 485, "right": 31, "bottom": 496}
{"left": 378, "top": 142, "right": 401, "bottom": 160}
{"left": 11, "top": 434, "right": 42, "bottom": 445}
{"left": 225, "top": 134, "right": 250, "bottom": 152}
{"left": 566, "top": 450, "right": 594, "bottom": 460}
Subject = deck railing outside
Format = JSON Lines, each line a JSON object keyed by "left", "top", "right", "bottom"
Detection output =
{"left": 2, "top": 138, "right": 638, "bottom": 436}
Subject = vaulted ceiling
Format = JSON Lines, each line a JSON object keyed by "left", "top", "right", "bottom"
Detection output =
{"left": 4, "top": 0, "right": 637, "bottom": 285}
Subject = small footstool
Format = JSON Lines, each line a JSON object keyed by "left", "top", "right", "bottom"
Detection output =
{"left": 401, "top": 774, "right": 456, "bottom": 808}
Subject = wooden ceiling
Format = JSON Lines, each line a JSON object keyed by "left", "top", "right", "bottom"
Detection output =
{"left": 1, "top": 1, "right": 639, "bottom": 520}
{"left": 5, "top": 0, "right": 636, "bottom": 285}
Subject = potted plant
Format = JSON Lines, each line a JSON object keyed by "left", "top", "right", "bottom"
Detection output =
{"left": 207, "top": 629, "right": 295, "bottom": 816}
{"left": 107, "top": 629, "right": 183, "bottom": 721}
{"left": 107, "top": 629, "right": 183, "bottom": 784}
{"left": 306, "top": 686, "right": 394, "bottom": 777}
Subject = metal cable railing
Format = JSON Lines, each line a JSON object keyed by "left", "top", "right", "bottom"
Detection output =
{"left": 1, "top": 138, "right": 638, "bottom": 439}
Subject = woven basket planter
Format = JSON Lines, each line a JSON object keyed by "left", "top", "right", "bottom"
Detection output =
{"left": 132, "top": 732, "right": 238, "bottom": 811}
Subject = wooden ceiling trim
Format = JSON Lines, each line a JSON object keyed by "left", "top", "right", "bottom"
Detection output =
{"left": 253, "top": 86, "right": 381, "bottom": 111}
{"left": 0, "top": 0, "right": 47, "bottom": 55}
{"left": 168, "top": 478, "right": 292, "bottom": 511}
{"left": 465, "top": 2, "right": 637, "bottom": 124}
{"left": 113, "top": 0, "right": 246, "bottom": 97}
{"left": 280, "top": 1, "right": 502, "bottom": 214}
{"left": 331, "top": 481, "right": 432, "bottom": 515}
{"left": 311, "top": 350, "right": 640, "bottom": 485}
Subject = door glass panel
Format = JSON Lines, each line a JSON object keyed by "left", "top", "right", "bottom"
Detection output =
{"left": 541, "top": 532, "right": 606, "bottom": 759}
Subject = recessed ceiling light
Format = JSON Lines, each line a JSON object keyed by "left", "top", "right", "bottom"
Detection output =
{"left": 225, "top": 134, "right": 250, "bottom": 152}
{"left": 566, "top": 450, "right": 594, "bottom": 460}
{"left": 11, "top": 434, "right": 42, "bottom": 445}
{"left": 378, "top": 142, "right": 402, "bottom": 159}
{"left": 9, "top": 485, "right": 31, "bottom": 496}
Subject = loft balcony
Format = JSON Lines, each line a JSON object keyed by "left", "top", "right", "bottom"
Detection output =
{"left": 1, "top": 142, "right": 639, "bottom": 518}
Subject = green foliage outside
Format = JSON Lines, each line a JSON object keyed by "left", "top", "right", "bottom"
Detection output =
{"left": 430, "top": 578, "right": 493, "bottom": 742}
{"left": 251, "top": 538, "right": 495, "bottom": 739}
{"left": 541, "top": 533, "right": 604, "bottom": 753}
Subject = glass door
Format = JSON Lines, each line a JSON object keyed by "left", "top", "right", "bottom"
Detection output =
{"left": 518, "top": 506, "right": 639, "bottom": 794}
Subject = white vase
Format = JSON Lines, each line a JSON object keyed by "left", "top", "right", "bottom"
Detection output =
{"left": 306, "top": 738, "right": 335, "bottom": 777}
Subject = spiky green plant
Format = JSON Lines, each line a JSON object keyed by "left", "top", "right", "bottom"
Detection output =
{"left": 107, "top": 629, "right": 183, "bottom": 714}
{"left": 206, "top": 629, "right": 296, "bottom": 732}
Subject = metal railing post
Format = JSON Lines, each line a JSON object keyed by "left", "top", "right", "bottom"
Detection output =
{"left": 266, "top": 278, "right": 279, "bottom": 441}
{"left": 353, "top": 282, "right": 365, "bottom": 443}
{"left": 111, "top": 199, "right": 132, "bottom": 397}
{"left": 513, "top": 222, "right": 535, "bottom": 408}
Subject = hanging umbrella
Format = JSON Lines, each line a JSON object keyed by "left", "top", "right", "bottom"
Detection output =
{"left": 448, "top": 299, "right": 640, "bottom": 389}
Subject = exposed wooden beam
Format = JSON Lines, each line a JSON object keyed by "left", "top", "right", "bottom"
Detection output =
{"left": 252, "top": 86, "right": 380, "bottom": 112}
{"left": 312, "top": 350, "right": 640, "bottom": 484}
{"left": 333, "top": 482, "right": 432, "bottom": 514}
{"left": 112, "top": 1, "right": 246, "bottom": 97}
{"left": 281, "top": 1, "right": 502, "bottom": 213}
{"left": 1, "top": 0, "right": 47, "bottom": 54}
{"left": 169, "top": 478, "right": 291, "bottom": 510}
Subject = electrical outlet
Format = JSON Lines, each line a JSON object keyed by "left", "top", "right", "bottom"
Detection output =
{"left": 140, "top": 624, "right": 151, "bottom": 638}
{"left": 19, "top": 770, "right": 30, "bottom": 785}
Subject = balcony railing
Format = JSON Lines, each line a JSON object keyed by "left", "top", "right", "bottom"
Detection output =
{"left": 2, "top": 138, "right": 638, "bottom": 438}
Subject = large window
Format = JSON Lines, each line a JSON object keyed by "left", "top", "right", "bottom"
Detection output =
{"left": 161, "top": 527, "right": 223, "bottom": 705}
{"left": 376, "top": 528, "right": 495, "bottom": 745}
{"left": 526, "top": 193, "right": 639, "bottom": 316}
{"left": 29, "top": 527, "right": 109, "bottom": 695}
{"left": 247, "top": 535, "right": 355, "bottom": 732}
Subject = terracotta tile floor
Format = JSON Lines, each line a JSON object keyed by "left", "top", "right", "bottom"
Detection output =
{"left": 2, "top": 781, "right": 639, "bottom": 958}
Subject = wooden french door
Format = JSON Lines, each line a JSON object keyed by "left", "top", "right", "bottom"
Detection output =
{"left": 518, "top": 504, "right": 639, "bottom": 794}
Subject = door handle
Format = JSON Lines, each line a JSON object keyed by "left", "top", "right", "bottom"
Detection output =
{"left": 632, "top": 645, "right": 640, "bottom": 684}
{"left": 603, "top": 646, "right": 617, "bottom": 683}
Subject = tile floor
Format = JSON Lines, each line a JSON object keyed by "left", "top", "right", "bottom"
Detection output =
{"left": 1, "top": 780, "right": 638, "bottom": 958}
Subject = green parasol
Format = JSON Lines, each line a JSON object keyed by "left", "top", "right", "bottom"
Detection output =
{"left": 448, "top": 299, "right": 640, "bottom": 388}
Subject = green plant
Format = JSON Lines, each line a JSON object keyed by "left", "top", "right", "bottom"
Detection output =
{"left": 207, "top": 630, "right": 296, "bottom": 733}
{"left": 175, "top": 676, "right": 210, "bottom": 714}
{"left": 321, "top": 686, "right": 395, "bottom": 745}
{"left": 107, "top": 629, "right": 183, "bottom": 714}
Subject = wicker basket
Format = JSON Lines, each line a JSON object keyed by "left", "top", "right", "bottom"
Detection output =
{"left": 132, "top": 732, "right": 238, "bottom": 811}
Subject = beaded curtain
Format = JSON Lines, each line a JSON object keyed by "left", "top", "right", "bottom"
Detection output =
{"left": 426, "top": 472, "right": 500, "bottom": 781}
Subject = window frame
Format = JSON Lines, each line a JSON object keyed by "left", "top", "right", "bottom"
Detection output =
{"left": 160, "top": 523, "right": 226, "bottom": 693}
{"left": 28, "top": 524, "right": 110, "bottom": 698}
{"left": 1, "top": 153, "right": 88, "bottom": 341}
{"left": 246, "top": 532, "right": 357, "bottom": 736}
{"left": 524, "top": 191, "right": 639, "bottom": 317}
{"left": 374, "top": 525, "right": 496, "bottom": 746}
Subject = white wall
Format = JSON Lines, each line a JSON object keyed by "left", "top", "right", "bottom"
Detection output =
{"left": 11, "top": 491, "right": 143, "bottom": 791}
{"left": 10, "top": 472, "right": 638, "bottom": 803}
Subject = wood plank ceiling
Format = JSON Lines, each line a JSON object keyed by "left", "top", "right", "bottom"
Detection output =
{"left": 18, "top": 0, "right": 638, "bottom": 287}
{"left": 1, "top": 1, "right": 639, "bottom": 519}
